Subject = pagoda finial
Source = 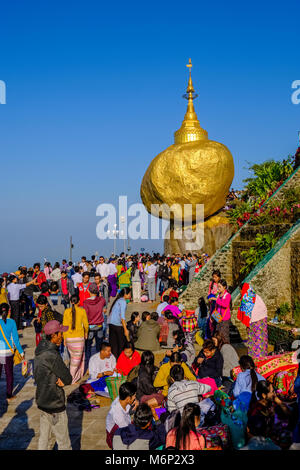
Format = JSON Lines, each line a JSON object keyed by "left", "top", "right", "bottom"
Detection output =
{"left": 186, "top": 58, "right": 194, "bottom": 94}
{"left": 174, "top": 59, "right": 208, "bottom": 144}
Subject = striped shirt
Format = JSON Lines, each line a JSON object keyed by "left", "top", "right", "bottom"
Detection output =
{"left": 167, "top": 380, "right": 211, "bottom": 414}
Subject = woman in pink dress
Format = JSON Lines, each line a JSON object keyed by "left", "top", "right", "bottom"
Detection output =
{"left": 162, "top": 297, "right": 182, "bottom": 319}
{"left": 214, "top": 280, "right": 231, "bottom": 343}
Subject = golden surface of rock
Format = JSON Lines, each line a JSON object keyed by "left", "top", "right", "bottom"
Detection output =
{"left": 141, "top": 139, "right": 234, "bottom": 220}
{"left": 164, "top": 213, "right": 233, "bottom": 256}
{"left": 140, "top": 59, "right": 234, "bottom": 222}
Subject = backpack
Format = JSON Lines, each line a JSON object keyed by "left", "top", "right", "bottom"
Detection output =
{"left": 48, "top": 297, "right": 65, "bottom": 323}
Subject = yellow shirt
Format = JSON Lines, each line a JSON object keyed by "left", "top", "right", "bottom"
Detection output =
{"left": 0, "top": 288, "right": 8, "bottom": 304}
{"left": 153, "top": 361, "right": 196, "bottom": 396}
{"left": 171, "top": 264, "right": 180, "bottom": 282}
{"left": 63, "top": 306, "right": 89, "bottom": 339}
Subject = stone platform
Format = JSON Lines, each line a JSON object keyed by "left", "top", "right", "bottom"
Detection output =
{"left": 0, "top": 299, "right": 247, "bottom": 450}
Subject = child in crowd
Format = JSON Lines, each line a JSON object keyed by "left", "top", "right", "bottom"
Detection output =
{"left": 233, "top": 355, "right": 264, "bottom": 400}
{"left": 112, "top": 403, "right": 166, "bottom": 450}
{"left": 126, "top": 312, "right": 140, "bottom": 346}
{"left": 193, "top": 339, "right": 223, "bottom": 387}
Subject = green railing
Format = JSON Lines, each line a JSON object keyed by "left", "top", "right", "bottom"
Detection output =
{"left": 188, "top": 165, "right": 300, "bottom": 285}
{"left": 231, "top": 218, "right": 300, "bottom": 304}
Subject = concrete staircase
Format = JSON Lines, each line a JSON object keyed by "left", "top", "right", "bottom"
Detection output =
{"left": 180, "top": 165, "right": 300, "bottom": 310}
{"left": 231, "top": 219, "right": 300, "bottom": 338}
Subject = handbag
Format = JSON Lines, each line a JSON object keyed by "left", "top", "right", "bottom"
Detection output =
{"left": 105, "top": 374, "right": 126, "bottom": 401}
{"left": 0, "top": 323, "right": 23, "bottom": 365}
{"left": 211, "top": 307, "right": 229, "bottom": 324}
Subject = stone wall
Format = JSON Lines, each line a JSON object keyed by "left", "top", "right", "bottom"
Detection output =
{"left": 231, "top": 222, "right": 300, "bottom": 338}
{"left": 180, "top": 167, "right": 300, "bottom": 325}
{"left": 231, "top": 240, "right": 256, "bottom": 288}
{"left": 240, "top": 224, "right": 293, "bottom": 241}
{"left": 179, "top": 245, "right": 233, "bottom": 309}
{"left": 291, "top": 241, "right": 300, "bottom": 309}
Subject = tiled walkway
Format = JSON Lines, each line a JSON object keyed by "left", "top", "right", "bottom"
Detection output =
{"left": 0, "top": 300, "right": 247, "bottom": 450}
{"left": 0, "top": 301, "right": 159, "bottom": 450}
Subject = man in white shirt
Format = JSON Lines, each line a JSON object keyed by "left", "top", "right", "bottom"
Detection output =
{"left": 71, "top": 266, "right": 82, "bottom": 289}
{"left": 96, "top": 256, "right": 109, "bottom": 279}
{"left": 107, "top": 259, "right": 117, "bottom": 276}
{"left": 145, "top": 258, "right": 157, "bottom": 302}
{"left": 79, "top": 256, "right": 88, "bottom": 272}
{"left": 106, "top": 382, "right": 137, "bottom": 446}
{"left": 7, "top": 274, "right": 37, "bottom": 329}
{"left": 87, "top": 342, "right": 116, "bottom": 382}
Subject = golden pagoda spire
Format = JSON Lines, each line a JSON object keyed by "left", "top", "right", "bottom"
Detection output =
{"left": 174, "top": 58, "right": 208, "bottom": 144}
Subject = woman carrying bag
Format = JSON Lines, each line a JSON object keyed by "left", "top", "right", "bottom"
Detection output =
{"left": 211, "top": 280, "right": 231, "bottom": 344}
{"left": 0, "top": 302, "right": 24, "bottom": 403}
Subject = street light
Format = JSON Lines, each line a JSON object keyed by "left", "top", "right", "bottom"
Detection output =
{"left": 112, "top": 224, "right": 119, "bottom": 255}
{"left": 120, "top": 216, "right": 127, "bottom": 254}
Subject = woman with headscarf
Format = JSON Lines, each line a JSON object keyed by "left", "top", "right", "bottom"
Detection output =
{"left": 237, "top": 283, "right": 268, "bottom": 359}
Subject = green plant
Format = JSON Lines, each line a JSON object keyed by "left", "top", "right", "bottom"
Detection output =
{"left": 240, "top": 231, "right": 278, "bottom": 276}
{"left": 226, "top": 200, "right": 253, "bottom": 225}
{"left": 276, "top": 302, "right": 291, "bottom": 322}
{"left": 243, "top": 157, "right": 294, "bottom": 199}
{"left": 293, "top": 299, "right": 300, "bottom": 327}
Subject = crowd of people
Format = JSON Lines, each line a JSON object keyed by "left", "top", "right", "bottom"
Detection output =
{"left": 0, "top": 252, "right": 299, "bottom": 451}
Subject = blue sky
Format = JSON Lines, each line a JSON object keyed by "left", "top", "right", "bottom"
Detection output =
{"left": 0, "top": 0, "right": 299, "bottom": 271}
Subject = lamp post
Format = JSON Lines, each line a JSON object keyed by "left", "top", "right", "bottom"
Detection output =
{"left": 69, "top": 236, "right": 74, "bottom": 262}
{"left": 112, "top": 224, "right": 119, "bottom": 256}
{"left": 120, "top": 216, "right": 126, "bottom": 254}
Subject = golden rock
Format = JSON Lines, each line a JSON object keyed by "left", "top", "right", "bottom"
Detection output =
{"left": 164, "top": 213, "right": 234, "bottom": 256}
{"left": 140, "top": 59, "right": 234, "bottom": 222}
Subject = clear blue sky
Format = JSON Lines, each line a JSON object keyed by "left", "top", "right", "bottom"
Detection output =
{"left": 0, "top": 0, "right": 299, "bottom": 271}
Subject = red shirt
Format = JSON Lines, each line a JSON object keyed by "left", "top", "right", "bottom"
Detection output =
{"left": 33, "top": 271, "right": 47, "bottom": 288}
{"left": 116, "top": 350, "right": 141, "bottom": 376}
{"left": 78, "top": 282, "right": 91, "bottom": 306}
{"left": 61, "top": 279, "right": 68, "bottom": 295}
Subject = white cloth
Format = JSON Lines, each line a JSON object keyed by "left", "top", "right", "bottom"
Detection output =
{"left": 107, "top": 263, "right": 117, "bottom": 276}
{"left": 96, "top": 263, "right": 109, "bottom": 278}
{"left": 156, "top": 301, "right": 168, "bottom": 317}
{"left": 50, "top": 268, "right": 62, "bottom": 281}
{"left": 106, "top": 397, "right": 131, "bottom": 433}
{"left": 250, "top": 294, "right": 268, "bottom": 323}
{"left": 87, "top": 352, "right": 116, "bottom": 382}
{"left": 71, "top": 273, "right": 82, "bottom": 288}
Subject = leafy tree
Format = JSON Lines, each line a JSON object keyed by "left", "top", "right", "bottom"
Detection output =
{"left": 240, "top": 232, "right": 278, "bottom": 276}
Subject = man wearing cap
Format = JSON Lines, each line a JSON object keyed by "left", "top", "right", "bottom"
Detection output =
{"left": 34, "top": 320, "right": 72, "bottom": 450}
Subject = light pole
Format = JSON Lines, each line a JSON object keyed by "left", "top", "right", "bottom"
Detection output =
{"left": 120, "top": 216, "right": 126, "bottom": 254}
{"left": 69, "top": 236, "right": 74, "bottom": 262}
{"left": 113, "top": 224, "right": 119, "bottom": 256}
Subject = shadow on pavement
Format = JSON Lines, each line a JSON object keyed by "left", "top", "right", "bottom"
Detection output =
{"left": 0, "top": 398, "right": 35, "bottom": 449}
